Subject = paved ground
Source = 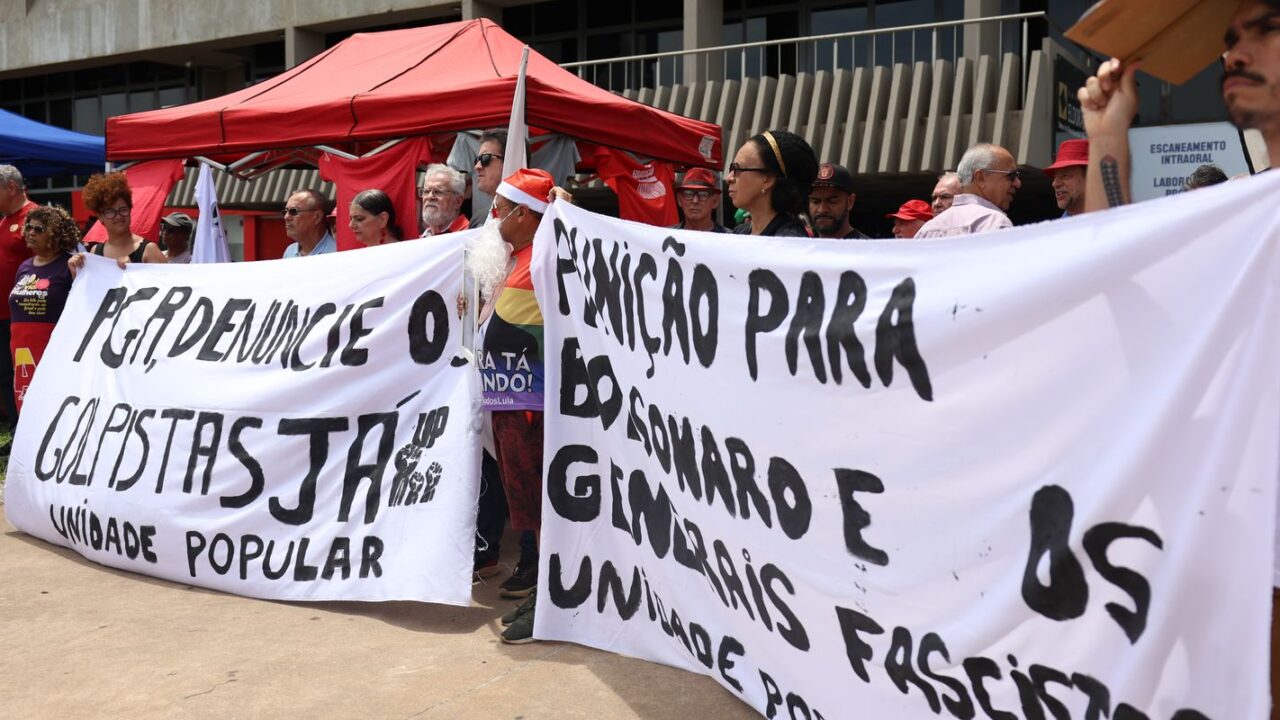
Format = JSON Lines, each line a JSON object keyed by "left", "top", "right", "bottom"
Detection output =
{"left": 0, "top": 509, "right": 758, "bottom": 720}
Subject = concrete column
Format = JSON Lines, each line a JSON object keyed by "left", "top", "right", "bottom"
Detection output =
{"left": 462, "top": 0, "right": 501, "bottom": 21}
{"left": 683, "top": 0, "right": 723, "bottom": 85}
{"left": 285, "top": 27, "right": 325, "bottom": 69}
{"left": 963, "top": 0, "right": 1001, "bottom": 62}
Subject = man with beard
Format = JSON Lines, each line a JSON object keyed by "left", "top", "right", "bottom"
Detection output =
{"left": 808, "top": 163, "right": 868, "bottom": 238}
{"left": 1076, "top": 2, "right": 1280, "bottom": 708}
{"left": 1080, "top": 1, "right": 1280, "bottom": 209}
{"left": 419, "top": 164, "right": 469, "bottom": 237}
{"left": 1045, "top": 138, "right": 1088, "bottom": 218}
{"left": 468, "top": 168, "right": 572, "bottom": 644}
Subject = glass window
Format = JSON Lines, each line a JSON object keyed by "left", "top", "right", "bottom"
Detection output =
{"left": 586, "top": 2, "right": 631, "bottom": 26}
{"left": 158, "top": 86, "right": 189, "bottom": 109}
{"left": 0, "top": 79, "right": 20, "bottom": 100}
{"left": 101, "top": 93, "right": 128, "bottom": 124}
{"left": 49, "top": 98, "right": 73, "bottom": 128}
{"left": 22, "top": 75, "right": 45, "bottom": 97}
{"left": 74, "top": 97, "right": 102, "bottom": 136}
{"left": 21, "top": 102, "right": 46, "bottom": 122}
{"left": 636, "top": 0, "right": 681, "bottom": 23}
{"left": 505, "top": 5, "right": 534, "bottom": 37}
{"left": 533, "top": 0, "right": 579, "bottom": 34}
{"left": 129, "top": 90, "right": 158, "bottom": 113}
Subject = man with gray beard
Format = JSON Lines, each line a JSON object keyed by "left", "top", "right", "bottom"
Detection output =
{"left": 419, "top": 164, "right": 469, "bottom": 237}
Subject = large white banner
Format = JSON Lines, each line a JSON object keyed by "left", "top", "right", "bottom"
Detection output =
{"left": 4, "top": 235, "right": 481, "bottom": 606}
{"left": 531, "top": 175, "right": 1280, "bottom": 718}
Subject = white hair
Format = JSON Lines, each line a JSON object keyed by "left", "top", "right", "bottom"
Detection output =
{"left": 956, "top": 144, "right": 1002, "bottom": 185}
{"left": 937, "top": 171, "right": 960, "bottom": 185}
{"left": 424, "top": 163, "right": 465, "bottom": 196}
{"left": 0, "top": 164, "right": 24, "bottom": 189}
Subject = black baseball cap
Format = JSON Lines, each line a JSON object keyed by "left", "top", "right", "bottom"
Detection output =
{"left": 811, "top": 163, "right": 855, "bottom": 193}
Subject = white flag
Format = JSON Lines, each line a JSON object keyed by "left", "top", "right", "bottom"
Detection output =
{"left": 501, "top": 47, "right": 530, "bottom": 180}
{"left": 192, "top": 163, "right": 230, "bottom": 264}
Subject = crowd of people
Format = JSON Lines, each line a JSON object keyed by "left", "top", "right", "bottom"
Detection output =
{"left": 0, "top": 0, "right": 1275, "bottom": 665}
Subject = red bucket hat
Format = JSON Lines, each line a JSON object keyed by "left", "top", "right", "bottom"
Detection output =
{"left": 677, "top": 167, "right": 721, "bottom": 193}
{"left": 1044, "top": 139, "right": 1089, "bottom": 177}
{"left": 886, "top": 199, "right": 933, "bottom": 222}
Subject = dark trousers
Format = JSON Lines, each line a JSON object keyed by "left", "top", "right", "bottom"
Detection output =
{"left": 475, "top": 451, "right": 507, "bottom": 562}
{"left": 0, "top": 319, "right": 17, "bottom": 428}
{"left": 475, "top": 451, "right": 538, "bottom": 564}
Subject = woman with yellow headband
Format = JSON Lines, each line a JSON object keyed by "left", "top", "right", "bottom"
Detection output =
{"left": 726, "top": 129, "right": 819, "bottom": 237}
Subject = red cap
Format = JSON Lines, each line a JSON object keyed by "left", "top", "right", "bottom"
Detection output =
{"left": 676, "top": 167, "right": 721, "bottom": 193}
{"left": 1044, "top": 139, "right": 1089, "bottom": 176}
{"left": 886, "top": 199, "right": 933, "bottom": 222}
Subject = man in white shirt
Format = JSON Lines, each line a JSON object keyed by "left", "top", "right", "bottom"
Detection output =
{"left": 915, "top": 144, "right": 1021, "bottom": 238}
{"left": 159, "top": 212, "right": 194, "bottom": 264}
{"left": 280, "top": 189, "right": 335, "bottom": 258}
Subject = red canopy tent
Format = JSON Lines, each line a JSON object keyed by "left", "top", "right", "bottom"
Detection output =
{"left": 106, "top": 19, "right": 722, "bottom": 168}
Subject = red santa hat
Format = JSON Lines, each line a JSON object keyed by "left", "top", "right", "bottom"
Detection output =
{"left": 496, "top": 168, "right": 555, "bottom": 214}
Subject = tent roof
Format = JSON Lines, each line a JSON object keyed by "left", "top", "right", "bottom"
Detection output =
{"left": 0, "top": 107, "right": 105, "bottom": 178}
{"left": 107, "top": 20, "right": 722, "bottom": 167}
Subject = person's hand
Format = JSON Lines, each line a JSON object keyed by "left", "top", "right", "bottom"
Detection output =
{"left": 455, "top": 292, "right": 468, "bottom": 319}
{"left": 68, "top": 252, "right": 85, "bottom": 279}
{"left": 115, "top": 256, "right": 130, "bottom": 270}
{"left": 1078, "top": 58, "right": 1140, "bottom": 139}
{"left": 548, "top": 186, "right": 574, "bottom": 205}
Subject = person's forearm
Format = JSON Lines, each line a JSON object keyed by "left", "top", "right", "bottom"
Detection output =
{"left": 1085, "top": 131, "right": 1131, "bottom": 213}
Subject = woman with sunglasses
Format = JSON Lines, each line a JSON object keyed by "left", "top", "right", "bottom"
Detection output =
{"left": 82, "top": 172, "right": 167, "bottom": 264}
{"left": 9, "top": 205, "right": 80, "bottom": 415}
{"left": 726, "top": 129, "right": 819, "bottom": 237}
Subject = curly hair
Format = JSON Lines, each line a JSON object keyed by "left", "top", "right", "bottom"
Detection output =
{"left": 82, "top": 172, "right": 133, "bottom": 214}
{"left": 25, "top": 205, "right": 81, "bottom": 255}
{"left": 748, "top": 130, "right": 819, "bottom": 215}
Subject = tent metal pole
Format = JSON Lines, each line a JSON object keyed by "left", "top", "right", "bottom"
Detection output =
{"left": 193, "top": 156, "right": 229, "bottom": 172}
{"left": 228, "top": 151, "right": 267, "bottom": 172}
{"left": 315, "top": 145, "right": 358, "bottom": 160}
{"left": 360, "top": 138, "right": 406, "bottom": 159}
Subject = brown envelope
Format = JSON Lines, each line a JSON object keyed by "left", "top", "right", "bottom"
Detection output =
{"left": 1065, "top": 0, "right": 1239, "bottom": 85}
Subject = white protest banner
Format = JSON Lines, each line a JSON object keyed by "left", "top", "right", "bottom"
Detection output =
{"left": 1129, "top": 121, "right": 1251, "bottom": 200}
{"left": 4, "top": 235, "right": 481, "bottom": 605}
{"left": 531, "top": 175, "right": 1280, "bottom": 718}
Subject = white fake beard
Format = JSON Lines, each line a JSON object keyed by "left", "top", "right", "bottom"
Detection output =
{"left": 466, "top": 219, "right": 513, "bottom": 300}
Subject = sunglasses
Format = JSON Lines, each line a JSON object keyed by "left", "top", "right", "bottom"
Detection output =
{"left": 728, "top": 163, "right": 769, "bottom": 176}
{"left": 475, "top": 152, "right": 504, "bottom": 168}
{"left": 281, "top": 206, "right": 318, "bottom": 217}
{"left": 24, "top": 224, "right": 46, "bottom": 235}
{"left": 982, "top": 167, "right": 1022, "bottom": 182}
{"left": 100, "top": 206, "right": 131, "bottom": 219}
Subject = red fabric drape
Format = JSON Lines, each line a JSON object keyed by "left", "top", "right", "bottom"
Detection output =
{"left": 82, "top": 159, "right": 185, "bottom": 244}
{"left": 592, "top": 148, "right": 678, "bottom": 227}
{"left": 318, "top": 137, "right": 427, "bottom": 251}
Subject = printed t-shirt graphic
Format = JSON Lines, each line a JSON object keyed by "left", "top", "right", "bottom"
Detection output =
{"left": 9, "top": 253, "right": 72, "bottom": 412}
{"left": 480, "top": 244, "right": 543, "bottom": 411}
{"left": 593, "top": 148, "right": 678, "bottom": 226}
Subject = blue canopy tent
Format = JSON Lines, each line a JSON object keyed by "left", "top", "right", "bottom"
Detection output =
{"left": 0, "top": 107, "right": 105, "bottom": 178}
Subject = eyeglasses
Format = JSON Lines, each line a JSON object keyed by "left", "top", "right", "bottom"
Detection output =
{"left": 100, "top": 206, "right": 131, "bottom": 219}
{"left": 728, "top": 163, "right": 769, "bottom": 176}
{"left": 475, "top": 152, "right": 504, "bottom": 168}
{"left": 24, "top": 224, "right": 46, "bottom": 235}
{"left": 981, "top": 168, "right": 1022, "bottom": 182}
{"left": 420, "top": 187, "right": 455, "bottom": 199}
{"left": 281, "top": 206, "right": 318, "bottom": 217}
{"left": 679, "top": 190, "right": 713, "bottom": 201}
